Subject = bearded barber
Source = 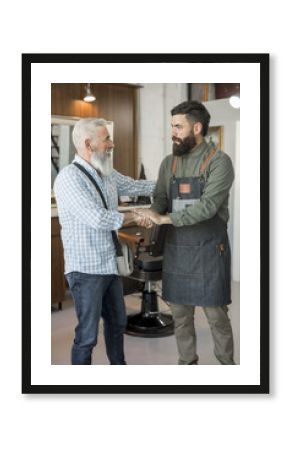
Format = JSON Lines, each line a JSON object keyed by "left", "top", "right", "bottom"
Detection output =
{"left": 135, "top": 101, "right": 235, "bottom": 365}
{"left": 54, "top": 118, "right": 155, "bottom": 365}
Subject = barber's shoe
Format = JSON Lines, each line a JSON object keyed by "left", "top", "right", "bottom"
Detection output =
{"left": 178, "top": 358, "right": 199, "bottom": 365}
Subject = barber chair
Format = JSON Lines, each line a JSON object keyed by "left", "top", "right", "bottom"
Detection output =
{"left": 118, "top": 226, "right": 174, "bottom": 338}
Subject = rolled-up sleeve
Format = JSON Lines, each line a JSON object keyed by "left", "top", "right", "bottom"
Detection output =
{"left": 151, "top": 159, "right": 169, "bottom": 214}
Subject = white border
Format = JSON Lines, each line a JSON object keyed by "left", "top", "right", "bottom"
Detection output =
{"left": 30, "top": 61, "right": 260, "bottom": 387}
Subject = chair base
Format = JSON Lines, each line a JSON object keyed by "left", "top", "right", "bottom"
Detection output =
{"left": 126, "top": 312, "right": 174, "bottom": 337}
{"left": 125, "top": 289, "right": 174, "bottom": 338}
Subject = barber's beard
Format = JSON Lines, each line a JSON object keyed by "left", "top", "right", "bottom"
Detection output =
{"left": 172, "top": 134, "right": 197, "bottom": 156}
{"left": 91, "top": 150, "right": 113, "bottom": 176}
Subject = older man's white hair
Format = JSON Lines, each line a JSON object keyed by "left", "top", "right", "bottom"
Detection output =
{"left": 72, "top": 118, "right": 108, "bottom": 155}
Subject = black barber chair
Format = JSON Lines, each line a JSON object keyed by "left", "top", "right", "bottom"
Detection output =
{"left": 119, "top": 226, "right": 174, "bottom": 338}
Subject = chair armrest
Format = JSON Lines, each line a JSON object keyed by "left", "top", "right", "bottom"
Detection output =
{"left": 118, "top": 231, "right": 144, "bottom": 247}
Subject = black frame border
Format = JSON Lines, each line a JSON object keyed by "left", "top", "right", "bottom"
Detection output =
{"left": 22, "top": 53, "right": 269, "bottom": 394}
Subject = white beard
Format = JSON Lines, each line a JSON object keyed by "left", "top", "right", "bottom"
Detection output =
{"left": 91, "top": 151, "right": 113, "bottom": 176}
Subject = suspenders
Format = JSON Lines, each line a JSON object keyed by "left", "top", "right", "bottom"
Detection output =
{"left": 73, "top": 162, "right": 123, "bottom": 257}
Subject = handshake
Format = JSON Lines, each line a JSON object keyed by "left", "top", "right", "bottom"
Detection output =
{"left": 131, "top": 208, "right": 172, "bottom": 228}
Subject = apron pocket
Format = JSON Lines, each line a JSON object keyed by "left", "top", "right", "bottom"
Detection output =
{"left": 202, "top": 240, "right": 231, "bottom": 303}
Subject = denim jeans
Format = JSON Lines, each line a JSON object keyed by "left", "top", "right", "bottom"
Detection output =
{"left": 65, "top": 272, "right": 127, "bottom": 365}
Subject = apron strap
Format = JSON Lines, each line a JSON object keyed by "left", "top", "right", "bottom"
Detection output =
{"left": 199, "top": 147, "right": 217, "bottom": 174}
{"left": 171, "top": 146, "right": 217, "bottom": 177}
{"left": 171, "top": 156, "right": 178, "bottom": 177}
{"left": 73, "top": 162, "right": 123, "bottom": 257}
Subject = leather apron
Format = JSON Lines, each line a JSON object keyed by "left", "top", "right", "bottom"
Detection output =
{"left": 162, "top": 152, "right": 231, "bottom": 307}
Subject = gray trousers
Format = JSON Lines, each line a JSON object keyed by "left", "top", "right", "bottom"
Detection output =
{"left": 170, "top": 303, "right": 235, "bottom": 365}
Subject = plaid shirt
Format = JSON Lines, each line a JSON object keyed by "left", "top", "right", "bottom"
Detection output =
{"left": 54, "top": 155, "right": 155, "bottom": 275}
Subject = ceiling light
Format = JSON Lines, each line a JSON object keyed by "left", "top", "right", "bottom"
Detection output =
{"left": 83, "top": 83, "right": 96, "bottom": 102}
{"left": 229, "top": 95, "right": 240, "bottom": 109}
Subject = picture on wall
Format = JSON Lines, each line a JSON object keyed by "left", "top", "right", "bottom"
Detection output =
{"left": 205, "top": 125, "right": 224, "bottom": 151}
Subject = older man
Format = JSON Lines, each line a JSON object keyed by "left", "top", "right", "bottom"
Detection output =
{"left": 54, "top": 118, "right": 155, "bottom": 365}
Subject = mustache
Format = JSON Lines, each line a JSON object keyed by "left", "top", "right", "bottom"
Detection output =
{"left": 172, "top": 136, "right": 183, "bottom": 144}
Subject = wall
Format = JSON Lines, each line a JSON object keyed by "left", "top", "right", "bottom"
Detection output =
{"left": 204, "top": 98, "right": 240, "bottom": 281}
{"left": 233, "top": 121, "right": 240, "bottom": 281}
{"left": 138, "top": 84, "right": 187, "bottom": 180}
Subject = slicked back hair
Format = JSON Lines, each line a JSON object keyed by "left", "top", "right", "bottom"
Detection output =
{"left": 171, "top": 101, "right": 211, "bottom": 136}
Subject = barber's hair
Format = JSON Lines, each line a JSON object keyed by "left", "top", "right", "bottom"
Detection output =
{"left": 171, "top": 101, "right": 211, "bottom": 136}
{"left": 72, "top": 118, "right": 108, "bottom": 153}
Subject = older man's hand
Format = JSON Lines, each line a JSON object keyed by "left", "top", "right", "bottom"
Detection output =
{"left": 133, "top": 210, "right": 154, "bottom": 228}
{"left": 134, "top": 208, "right": 173, "bottom": 226}
{"left": 133, "top": 208, "right": 162, "bottom": 225}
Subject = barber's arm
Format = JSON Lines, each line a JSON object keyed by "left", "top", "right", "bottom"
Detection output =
{"left": 150, "top": 158, "right": 170, "bottom": 215}
{"left": 134, "top": 158, "right": 172, "bottom": 225}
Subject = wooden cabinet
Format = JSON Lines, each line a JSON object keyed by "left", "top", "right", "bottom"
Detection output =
{"left": 51, "top": 217, "right": 66, "bottom": 308}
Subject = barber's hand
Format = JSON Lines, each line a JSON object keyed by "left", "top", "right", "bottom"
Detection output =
{"left": 134, "top": 208, "right": 162, "bottom": 225}
{"left": 133, "top": 211, "right": 153, "bottom": 228}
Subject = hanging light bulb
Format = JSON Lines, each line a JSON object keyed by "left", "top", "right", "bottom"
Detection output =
{"left": 83, "top": 83, "right": 96, "bottom": 102}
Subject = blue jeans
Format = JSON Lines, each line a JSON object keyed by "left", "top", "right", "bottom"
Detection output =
{"left": 65, "top": 272, "right": 127, "bottom": 365}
